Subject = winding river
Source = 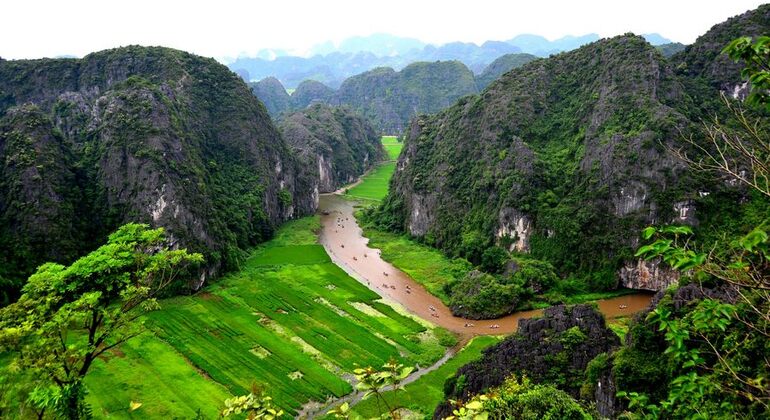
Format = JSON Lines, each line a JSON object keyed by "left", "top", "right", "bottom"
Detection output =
{"left": 302, "top": 193, "right": 654, "bottom": 417}
{"left": 317, "top": 194, "right": 654, "bottom": 336}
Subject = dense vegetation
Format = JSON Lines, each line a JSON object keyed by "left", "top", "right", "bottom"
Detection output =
{"left": 0, "top": 224, "right": 203, "bottom": 418}
{"left": 429, "top": 8, "right": 770, "bottom": 419}
{"left": 474, "top": 53, "right": 538, "bottom": 89}
{"left": 0, "top": 46, "right": 319, "bottom": 300}
{"left": 1, "top": 217, "right": 455, "bottom": 417}
{"left": 365, "top": 12, "right": 770, "bottom": 318}
{"left": 279, "top": 104, "right": 385, "bottom": 192}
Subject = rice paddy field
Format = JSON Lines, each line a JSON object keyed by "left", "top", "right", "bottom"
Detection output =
{"left": 346, "top": 336, "right": 502, "bottom": 419}
{"left": 345, "top": 136, "right": 403, "bottom": 201}
{"left": 381, "top": 135, "right": 402, "bottom": 160}
{"left": 85, "top": 217, "right": 453, "bottom": 418}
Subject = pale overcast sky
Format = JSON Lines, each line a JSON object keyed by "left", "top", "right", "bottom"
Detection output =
{"left": 1, "top": 0, "right": 767, "bottom": 62}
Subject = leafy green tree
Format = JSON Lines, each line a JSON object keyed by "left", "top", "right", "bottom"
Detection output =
{"left": 619, "top": 36, "right": 770, "bottom": 418}
{"left": 222, "top": 385, "right": 284, "bottom": 419}
{"left": 447, "top": 376, "right": 592, "bottom": 420}
{"left": 0, "top": 223, "right": 203, "bottom": 419}
{"left": 352, "top": 358, "right": 414, "bottom": 419}
{"left": 480, "top": 247, "right": 509, "bottom": 274}
{"left": 328, "top": 401, "right": 351, "bottom": 419}
{"left": 724, "top": 36, "right": 770, "bottom": 111}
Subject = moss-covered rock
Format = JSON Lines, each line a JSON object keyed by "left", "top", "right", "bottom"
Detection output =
{"left": 279, "top": 104, "right": 385, "bottom": 192}
{"left": 0, "top": 46, "right": 317, "bottom": 295}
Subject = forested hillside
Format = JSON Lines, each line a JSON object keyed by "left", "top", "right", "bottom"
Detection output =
{"left": 251, "top": 61, "right": 482, "bottom": 133}
{"left": 368, "top": 12, "right": 770, "bottom": 320}
{"left": 279, "top": 104, "right": 385, "bottom": 192}
{"left": 0, "top": 46, "right": 318, "bottom": 300}
{"left": 373, "top": 35, "right": 696, "bottom": 288}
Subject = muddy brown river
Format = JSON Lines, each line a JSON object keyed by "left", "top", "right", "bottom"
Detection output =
{"left": 318, "top": 194, "right": 653, "bottom": 336}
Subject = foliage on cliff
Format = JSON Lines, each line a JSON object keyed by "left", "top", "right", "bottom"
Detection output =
{"left": 279, "top": 104, "right": 385, "bottom": 192}
{"left": 435, "top": 304, "right": 616, "bottom": 418}
{"left": 0, "top": 46, "right": 317, "bottom": 298}
{"left": 475, "top": 53, "right": 538, "bottom": 89}
{"left": 249, "top": 76, "right": 293, "bottom": 117}
{"left": 251, "top": 61, "right": 480, "bottom": 133}
{"left": 333, "top": 60, "right": 478, "bottom": 133}
{"left": 371, "top": 35, "right": 698, "bottom": 292}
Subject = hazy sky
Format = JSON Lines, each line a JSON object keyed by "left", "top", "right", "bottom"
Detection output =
{"left": 2, "top": 0, "right": 766, "bottom": 62}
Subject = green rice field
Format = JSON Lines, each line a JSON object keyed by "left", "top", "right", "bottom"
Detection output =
{"left": 344, "top": 136, "right": 402, "bottom": 201}
{"left": 345, "top": 162, "right": 396, "bottom": 201}
{"left": 346, "top": 335, "right": 501, "bottom": 419}
{"left": 85, "top": 217, "right": 452, "bottom": 418}
{"left": 381, "top": 135, "right": 402, "bottom": 161}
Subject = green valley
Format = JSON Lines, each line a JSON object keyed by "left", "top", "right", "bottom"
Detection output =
{"left": 345, "top": 136, "right": 403, "bottom": 201}
{"left": 2, "top": 3, "right": 770, "bottom": 420}
{"left": 82, "top": 217, "right": 452, "bottom": 417}
{"left": 347, "top": 336, "right": 501, "bottom": 419}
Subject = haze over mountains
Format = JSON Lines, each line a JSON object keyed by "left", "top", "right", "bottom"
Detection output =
{"left": 229, "top": 32, "right": 676, "bottom": 88}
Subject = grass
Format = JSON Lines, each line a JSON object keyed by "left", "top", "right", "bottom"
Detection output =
{"left": 345, "top": 163, "right": 396, "bottom": 201}
{"left": 346, "top": 336, "right": 502, "bottom": 419}
{"left": 530, "top": 288, "right": 643, "bottom": 310}
{"left": 344, "top": 136, "right": 403, "bottom": 201}
{"left": 608, "top": 316, "right": 632, "bottom": 341}
{"left": 381, "top": 136, "right": 403, "bottom": 161}
{"left": 358, "top": 225, "right": 471, "bottom": 305}
{"left": 85, "top": 333, "right": 231, "bottom": 418}
{"left": 85, "top": 217, "right": 453, "bottom": 417}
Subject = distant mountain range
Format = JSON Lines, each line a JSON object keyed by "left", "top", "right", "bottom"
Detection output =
{"left": 228, "top": 33, "right": 674, "bottom": 88}
{"left": 249, "top": 54, "right": 539, "bottom": 133}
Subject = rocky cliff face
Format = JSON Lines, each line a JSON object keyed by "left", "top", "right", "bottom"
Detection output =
{"left": 619, "top": 258, "right": 680, "bottom": 291}
{"left": 377, "top": 35, "right": 699, "bottom": 281}
{"left": 333, "top": 61, "right": 478, "bottom": 133}
{"left": 279, "top": 104, "right": 384, "bottom": 193}
{"left": 249, "top": 76, "right": 293, "bottom": 117}
{"left": 0, "top": 46, "right": 316, "bottom": 293}
{"left": 250, "top": 61, "right": 480, "bottom": 133}
{"left": 435, "top": 304, "right": 619, "bottom": 418}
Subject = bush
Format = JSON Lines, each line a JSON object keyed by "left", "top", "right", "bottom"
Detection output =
{"left": 481, "top": 247, "right": 509, "bottom": 274}
{"left": 470, "top": 376, "right": 592, "bottom": 420}
{"left": 434, "top": 328, "right": 459, "bottom": 347}
{"left": 447, "top": 271, "right": 525, "bottom": 319}
{"left": 506, "top": 257, "right": 559, "bottom": 293}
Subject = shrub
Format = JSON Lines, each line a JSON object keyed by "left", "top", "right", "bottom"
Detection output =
{"left": 480, "top": 246, "right": 509, "bottom": 274}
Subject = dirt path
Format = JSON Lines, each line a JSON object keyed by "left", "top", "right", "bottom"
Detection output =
{"left": 298, "top": 338, "right": 469, "bottom": 419}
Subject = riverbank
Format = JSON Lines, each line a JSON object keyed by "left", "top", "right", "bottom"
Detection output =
{"left": 317, "top": 194, "right": 654, "bottom": 336}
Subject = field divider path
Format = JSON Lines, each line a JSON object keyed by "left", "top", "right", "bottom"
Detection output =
{"left": 299, "top": 337, "right": 470, "bottom": 418}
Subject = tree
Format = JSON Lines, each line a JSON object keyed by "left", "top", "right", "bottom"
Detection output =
{"left": 0, "top": 223, "right": 203, "bottom": 419}
{"left": 724, "top": 36, "right": 770, "bottom": 111}
{"left": 222, "top": 385, "right": 284, "bottom": 419}
{"left": 447, "top": 376, "right": 591, "bottom": 420}
{"left": 351, "top": 358, "right": 414, "bottom": 419}
{"left": 619, "top": 36, "right": 770, "bottom": 418}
